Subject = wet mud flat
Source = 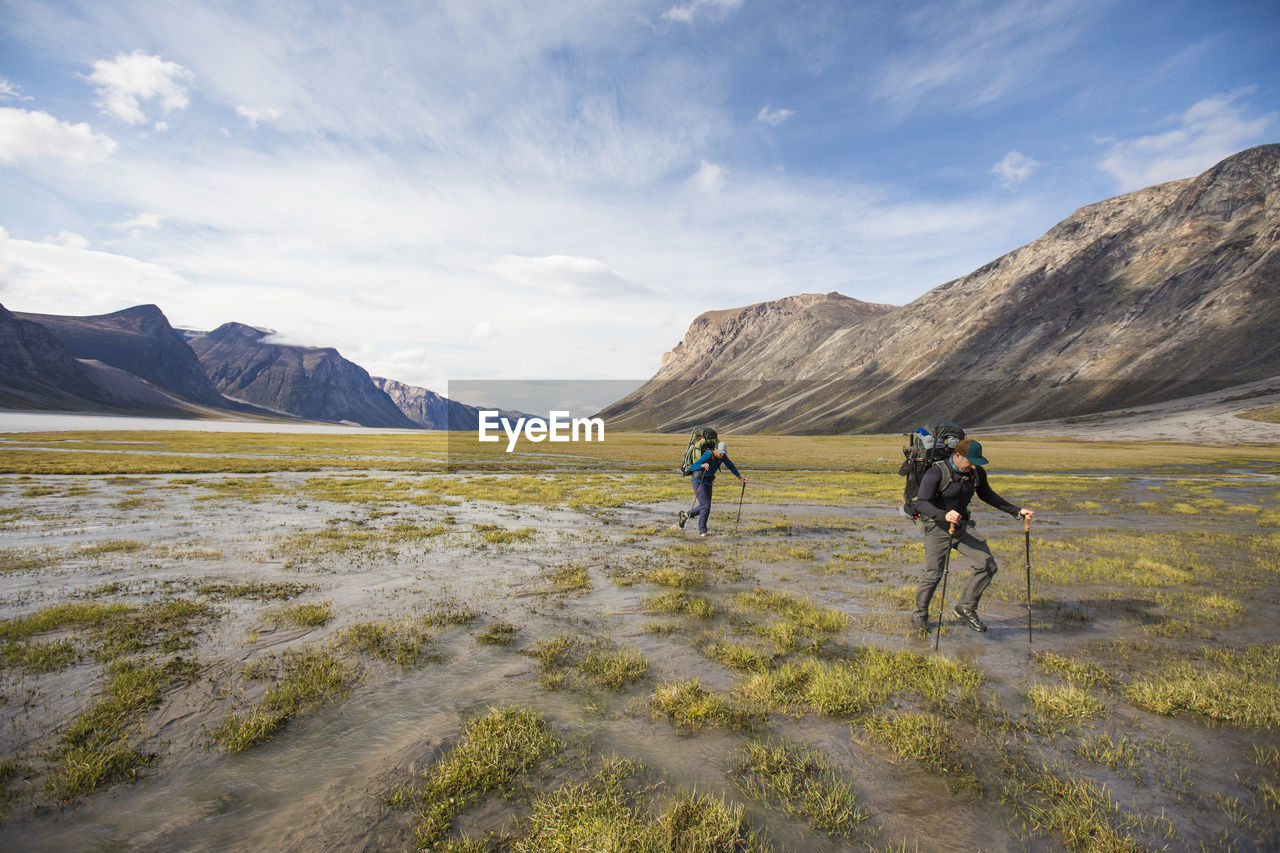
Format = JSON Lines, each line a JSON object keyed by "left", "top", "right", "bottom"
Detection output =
{"left": 0, "top": 431, "right": 1277, "bottom": 851}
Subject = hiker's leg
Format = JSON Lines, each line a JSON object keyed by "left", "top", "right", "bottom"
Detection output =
{"left": 954, "top": 521, "right": 999, "bottom": 610}
{"left": 915, "top": 519, "right": 951, "bottom": 615}
{"left": 693, "top": 480, "right": 713, "bottom": 533}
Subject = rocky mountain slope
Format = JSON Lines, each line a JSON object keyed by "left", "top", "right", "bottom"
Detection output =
{"left": 187, "top": 323, "right": 419, "bottom": 429}
{"left": 1, "top": 303, "right": 232, "bottom": 416}
{"left": 371, "top": 377, "right": 486, "bottom": 429}
{"left": 14, "top": 305, "right": 232, "bottom": 409}
{"left": 601, "top": 144, "right": 1280, "bottom": 433}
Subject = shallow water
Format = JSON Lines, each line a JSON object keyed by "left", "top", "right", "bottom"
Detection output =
{"left": 2, "top": 460, "right": 1278, "bottom": 851}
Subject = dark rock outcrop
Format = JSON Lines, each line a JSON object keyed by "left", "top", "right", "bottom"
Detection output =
{"left": 0, "top": 303, "right": 218, "bottom": 415}
{"left": 15, "top": 304, "right": 230, "bottom": 409}
{"left": 601, "top": 144, "right": 1280, "bottom": 433}
{"left": 188, "top": 323, "right": 420, "bottom": 428}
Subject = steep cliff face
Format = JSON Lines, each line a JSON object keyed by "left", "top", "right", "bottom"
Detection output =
{"left": 189, "top": 323, "right": 420, "bottom": 428}
{"left": 0, "top": 303, "right": 215, "bottom": 415}
{"left": 371, "top": 377, "right": 490, "bottom": 430}
{"left": 14, "top": 304, "right": 230, "bottom": 408}
{"left": 601, "top": 144, "right": 1280, "bottom": 433}
{"left": 0, "top": 303, "right": 108, "bottom": 409}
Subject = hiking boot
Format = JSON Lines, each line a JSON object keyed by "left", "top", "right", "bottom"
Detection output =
{"left": 954, "top": 604, "right": 987, "bottom": 632}
{"left": 677, "top": 510, "right": 688, "bottom": 529}
{"left": 910, "top": 611, "right": 928, "bottom": 634}
{"left": 698, "top": 531, "right": 711, "bottom": 538}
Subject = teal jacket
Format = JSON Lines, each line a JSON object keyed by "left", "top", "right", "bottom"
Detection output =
{"left": 691, "top": 451, "right": 741, "bottom": 483}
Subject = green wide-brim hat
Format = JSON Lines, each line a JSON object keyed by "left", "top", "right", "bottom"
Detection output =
{"left": 956, "top": 438, "right": 989, "bottom": 466}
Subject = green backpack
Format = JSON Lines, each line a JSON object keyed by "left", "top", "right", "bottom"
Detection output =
{"left": 678, "top": 426, "right": 718, "bottom": 476}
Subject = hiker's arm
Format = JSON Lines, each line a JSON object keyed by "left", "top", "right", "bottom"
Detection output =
{"left": 724, "top": 457, "right": 743, "bottom": 480}
{"left": 915, "top": 465, "right": 948, "bottom": 523}
{"left": 976, "top": 469, "right": 1021, "bottom": 518}
{"left": 696, "top": 451, "right": 713, "bottom": 471}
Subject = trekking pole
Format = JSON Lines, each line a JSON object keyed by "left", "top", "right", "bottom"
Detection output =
{"left": 932, "top": 521, "right": 956, "bottom": 652}
{"left": 1024, "top": 515, "right": 1033, "bottom": 644}
{"left": 735, "top": 480, "right": 746, "bottom": 526}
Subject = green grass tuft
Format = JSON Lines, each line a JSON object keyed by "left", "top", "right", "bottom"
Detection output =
{"left": 733, "top": 738, "right": 867, "bottom": 836}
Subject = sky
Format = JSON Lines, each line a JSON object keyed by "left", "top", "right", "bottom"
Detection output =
{"left": 0, "top": 0, "right": 1277, "bottom": 396}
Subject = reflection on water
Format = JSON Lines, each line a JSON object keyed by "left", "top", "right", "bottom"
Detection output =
{"left": 0, "top": 411, "right": 424, "bottom": 434}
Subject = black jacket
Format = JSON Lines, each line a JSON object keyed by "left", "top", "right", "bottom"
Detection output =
{"left": 916, "top": 459, "right": 1019, "bottom": 524}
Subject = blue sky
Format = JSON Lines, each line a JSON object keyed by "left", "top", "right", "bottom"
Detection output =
{"left": 0, "top": 0, "right": 1276, "bottom": 393}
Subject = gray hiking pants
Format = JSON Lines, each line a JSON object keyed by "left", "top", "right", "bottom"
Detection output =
{"left": 915, "top": 518, "right": 999, "bottom": 616}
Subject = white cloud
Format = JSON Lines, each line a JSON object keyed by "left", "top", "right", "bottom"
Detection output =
{"left": 755, "top": 105, "right": 795, "bottom": 127}
{"left": 0, "top": 107, "right": 118, "bottom": 165}
{"left": 42, "top": 231, "right": 91, "bottom": 250}
{"left": 468, "top": 319, "right": 493, "bottom": 344}
{"left": 692, "top": 159, "right": 726, "bottom": 192}
{"left": 488, "top": 254, "right": 638, "bottom": 298}
{"left": 0, "top": 78, "right": 30, "bottom": 101}
{"left": 662, "top": 0, "right": 745, "bottom": 24}
{"left": 87, "top": 50, "right": 194, "bottom": 125}
{"left": 991, "top": 150, "right": 1039, "bottom": 188}
{"left": 236, "top": 105, "right": 280, "bottom": 128}
{"left": 876, "top": 0, "right": 1088, "bottom": 116}
{"left": 1097, "top": 88, "right": 1275, "bottom": 190}
{"left": 118, "top": 212, "right": 164, "bottom": 231}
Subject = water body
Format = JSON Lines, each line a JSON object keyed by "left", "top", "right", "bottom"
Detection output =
{"left": 0, "top": 411, "right": 425, "bottom": 434}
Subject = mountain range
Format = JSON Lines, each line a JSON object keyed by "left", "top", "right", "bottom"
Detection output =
{"left": 601, "top": 144, "right": 1280, "bottom": 433}
{"left": 4, "top": 144, "right": 1277, "bottom": 434}
{"left": 0, "top": 305, "right": 481, "bottom": 429}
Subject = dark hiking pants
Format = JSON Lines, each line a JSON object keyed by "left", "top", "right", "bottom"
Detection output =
{"left": 690, "top": 479, "right": 713, "bottom": 534}
{"left": 915, "top": 518, "right": 999, "bottom": 616}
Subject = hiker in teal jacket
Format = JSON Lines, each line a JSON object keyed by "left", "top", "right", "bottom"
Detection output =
{"left": 677, "top": 441, "right": 746, "bottom": 537}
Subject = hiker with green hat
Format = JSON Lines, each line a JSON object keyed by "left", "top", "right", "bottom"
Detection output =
{"left": 678, "top": 440, "right": 746, "bottom": 538}
{"left": 911, "top": 437, "right": 1034, "bottom": 633}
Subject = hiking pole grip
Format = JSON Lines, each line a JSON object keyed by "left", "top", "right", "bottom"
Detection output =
{"left": 1024, "top": 516, "right": 1033, "bottom": 644}
{"left": 933, "top": 521, "right": 956, "bottom": 652}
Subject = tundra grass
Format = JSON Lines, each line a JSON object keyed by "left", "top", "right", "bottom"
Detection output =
{"left": 732, "top": 738, "right": 867, "bottom": 837}
{"left": 738, "top": 648, "right": 982, "bottom": 716}
{"left": 523, "top": 635, "right": 649, "bottom": 692}
{"left": 1125, "top": 644, "right": 1280, "bottom": 728}
{"left": 644, "top": 590, "right": 716, "bottom": 619}
{"left": 648, "top": 679, "right": 758, "bottom": 731}
{"left": 1074, "top": 732, "right": 1145, "bottom": 776}
{"left": 507, "top": 756, "right": 772, "bottom": 853}
{"left": 0, "top": 599, "right": 213, "bottom": 661}
{"left": 1026, "top": 683, "right": 1107, "bottom": 725}
{"left": 425, "top": 598, "right": 479, "bottom": 627}
{"left": 273, "top": 600, "right": 333, "bottom": 628}
{"left": 997, "top": 758, "right": 1145, "bottom": 852}
{"left": 859, "top": 710, "right": 972, "bottom": 782}
{"left": 214, "top": 646, "right": 359, "bottom": 752}
{"left": 6, "top": 431, "right": 1280, "bottom": 477}
{"left": 341, "top": 618, "right": 439, "bottom": 666}
{"left": 197, "top": 579, "right": 312, "bottom": 601}
{"left": 700, "top": 638, "right": 776, "bottom": 673}
{"left": 0, "top": 638, "right": 78, "bottom": 673}
{"left": 475, "top": 620, "right": 518, "bottom": 646}
{"left": 0, "top": 548, "right": 48, "bottom": 573}
{"left": 542, "top": 563, "right": 591, "bottom": 596}
{"left": 413, "top": 705, "right": 560, "bottom": 849}
{"left": 44, "top": 656, "right": 199, "bottom": 801}
{"left": 1032, "top": 650, "right": 1114, "bottom": 688}
{"left": 474, "top": 525, "right": 537, "bottom": 545}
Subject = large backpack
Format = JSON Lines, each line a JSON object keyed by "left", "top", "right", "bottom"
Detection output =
{"left": 678, "top": 426, "right": 718, "bottom": 476}
{"left": 897, "top": 419, "right": 965, "bottom": 519}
